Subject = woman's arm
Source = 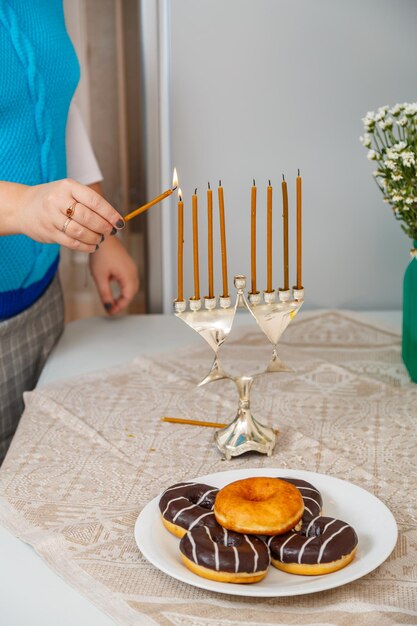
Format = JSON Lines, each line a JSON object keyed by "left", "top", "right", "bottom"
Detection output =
{"left": 88, "top": 182, "right": 139, "bottom": 315}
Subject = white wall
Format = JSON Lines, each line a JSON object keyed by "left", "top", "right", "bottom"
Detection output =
{"left": 162, "top": 0, "right": 417, "bottom": 310}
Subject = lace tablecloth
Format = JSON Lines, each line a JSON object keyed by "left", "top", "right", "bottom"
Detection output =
{"left": 0, "top": 311, "right": 416, "bottom": 625}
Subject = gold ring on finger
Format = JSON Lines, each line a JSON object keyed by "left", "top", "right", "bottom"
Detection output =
{"left": 66, "top": 201, "right": 77, "bottom": 218}
{"left": 62, "top": 216, "right": 72, "bottom": 234}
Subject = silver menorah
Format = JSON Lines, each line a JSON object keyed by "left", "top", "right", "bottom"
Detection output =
{"left": 174, "top": 277, "right": 304, "bottom": 460}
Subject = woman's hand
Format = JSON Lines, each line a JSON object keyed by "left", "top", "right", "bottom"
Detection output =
{"left": 89, "top": 235, "right": 139, "bottom": 315}
{"left": 3, "top": 178, "right": 125, "bottom": 252}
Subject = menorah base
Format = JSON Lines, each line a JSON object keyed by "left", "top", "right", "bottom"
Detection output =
{"left": 214, "top": 413, "right": 276, "bottom": 460}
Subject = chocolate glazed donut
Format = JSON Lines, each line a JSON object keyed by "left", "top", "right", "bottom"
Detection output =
{"left": 159, "top": 482, "right": 219, "bottom": 538}
{"left": 180, "top": 524, "right": 270, "bottom": 583}
{"left": 268, "top": 516, "right": 358, "bottom": 575}
{"left": 278, "top": 477, "right": 323, "bottom": 524}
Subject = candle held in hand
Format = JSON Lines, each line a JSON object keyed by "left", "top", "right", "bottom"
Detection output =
{"left": 218, "top": 181, "right": 229, "bottom": 298}
{"left": 267, "top": 180, "right": 273, "bottom": 293}
{"left": 207, "top": 183, "right": 214, "bottom": 298}
{"left": 177, "top": 188, "right": 184, "bottom": 302}
{"left": 296, "top": 170, "right": 302, "bottom": 289}
{"left": 282, "top": 175, "right": 289, "bottom": 291}
{"left": 251, "top": 179, "right": 258, "bottom": 294}
{"left": 124, "top": 168, "right": 178, "bottom": 221}
{"left": 192, "top": 189, "right": 200, "bottom": 300}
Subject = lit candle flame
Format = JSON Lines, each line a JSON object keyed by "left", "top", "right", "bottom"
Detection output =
{"left": 172, "top": 168, "right": 178, "bottom": 190}
{"left": 178, "top": 187, "right": 182, "bottom": 201}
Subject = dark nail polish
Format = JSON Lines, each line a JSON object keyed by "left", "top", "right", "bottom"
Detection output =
{"left": 116, "top": 219, "right": 125, "bottom": 229}
{"left": 104, "top": 302, "right": 112, "bottom": 311}
{"left": 100, "top": 234, "right": 105, "bottom": 243}
{"left": 110, "top": 227, "right": 117, "bottom": 236}
{"left": 95, "top": 244, "right": 99, "bottom": 251}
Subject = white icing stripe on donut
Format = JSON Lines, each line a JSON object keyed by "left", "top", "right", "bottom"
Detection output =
{"left": 162, "top": 483, "right": 191, "bottom": 495}
{"left": 188, "top": 510, "right": 214, "bottom": 531}
{"left": 323, "top": 518, "right": 337, "bottom": 533}
{"left": 317, "top": 524, "right": 349, "bottom": 563}
{"left": 303, "top": 496, "right": 321, "bottom": 507}
{"left": 162, "top": 496, "right": 184, "bottom": 517}
{"left": 232, "top": 546, "right": 239, "bottom": 573}
{"left": 267, "top": 536, "right": 274, "bottom": 547}
{"left": 223, "top": 527, "right": 228, "bottom": 546}
{"left": 306, "top": 515, "right": 321, "bottom": 535}
{"left": 172, "top": 502, "right": 198, "bottom": 522}
{"left": 298, "top": 486, "right": 321, "bottom": 495}
{"left": 279, "top": 533, "right": 297, "bottom": 561}
{"left": 204, "top": 527, "right": 220, "bottom": 571}
{"left": 304, "top": 505, "right": 313, "bottom": 516}
{"left": 196, "top": 488, "right": 217, "bottom": 505}
{"left": 187, "top": 531, "right": 198, "bottom": 564}
{"left": 244, "top": 535, "right": 259, "bottom": 573}
{"left": 297, "top": 535, "right": 316, "bottom": 564}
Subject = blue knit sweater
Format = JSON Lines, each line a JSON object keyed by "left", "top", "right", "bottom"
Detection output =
{"left": 0, "top": 0, "right": 79, "bottom": 318}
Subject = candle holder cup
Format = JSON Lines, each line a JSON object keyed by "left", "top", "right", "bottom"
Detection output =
{"left": 174, "top": 275, "right": 303, "bottom": 459}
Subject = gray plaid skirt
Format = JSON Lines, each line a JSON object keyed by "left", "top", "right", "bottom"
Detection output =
{"left": 0, "top": 275, "right": 64, "bottom": 463}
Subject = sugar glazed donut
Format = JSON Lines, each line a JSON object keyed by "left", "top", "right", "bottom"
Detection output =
{"left": 159, "top": 482, "right": 219, "bottom": 538}
{"left": 214, "top": 477, "right": 304, "bottom": 535}
{"left": 268, "top": 516, "right": 358, "bottom": 575}
{"left": 180, "top": 524, "right": 270, "bottom": 583}
{"left": 278, "top": 477, "right": 323, "bottom": 524}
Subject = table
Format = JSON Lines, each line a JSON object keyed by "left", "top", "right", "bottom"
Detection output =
{"left": 0, "top": 311, "right": 406, "bottom": 626}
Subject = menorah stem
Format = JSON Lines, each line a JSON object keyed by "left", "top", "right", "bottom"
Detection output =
{"left": 214, "top": 374, "right": 276, "bottom": 460}
{"left": 235, "top": 376, "right": 254, "bottom": 416}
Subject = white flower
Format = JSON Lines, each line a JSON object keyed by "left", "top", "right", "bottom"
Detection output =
{"left": 392, "top": 141, "right": 407, "bottom": 152}
{"left": 401, "top": 151, "right": 415, "bottom": 167}
{"left": 404, "top": 103, "right": 417, "bottom": 117}
{"left": 367, "top": 150, "right": 377, "bottom": 160}
{"left": 386, "top": 149, "right": 400, "bottom": 160}
{"left": 398, "top": 116, "right": 408, "bottom": 127}
{"left": 385, "top": 159, "right": 396, "bottom": 170}
{"left": 375, "top": 107, "right": 388, "bottom": 123}
{"left": 392, "top": 173, "right": 403, "bottom": 181}
{"left": 377, "top": 177, "right": 388, "bottom": 189}
{"left": 380, "top": 118, "right": 393, "bottom": 130}
{"left": 362, "top": 111, "right": 376, "bottom": 130}
{"left": 392, "top": 194, "right": 403, "bottom": 202}
{"left": 390, "top": 103, "right": 404, "bottom": 117}
{"left": 405, "top": 197, "right": 415, "bottom": 205}
{"left": 359, "top": 134, "right": 372, "bottom": 147}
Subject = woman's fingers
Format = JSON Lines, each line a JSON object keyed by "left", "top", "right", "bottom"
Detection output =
{"left": 59, "top": 201, "right": 115, "bottom": 237}
{"left": 55, "top": 207, "right": 105, "bottom": 246}
{"left": 69, "top": 179, "right": 125, "bottom": 229}
{"left": 93, "top": 273, "right": 116, "bottom": 312}
{"left": 54, "top": 229, "right": 99, "bottom": 253}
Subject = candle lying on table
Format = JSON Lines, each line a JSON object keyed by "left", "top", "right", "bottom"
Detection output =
{"left": 218, "top": 180, "right": 229, "bottom": 298}
{"left": 162, "top": 417, "right": 228, "bottom": 429}
{"left": 124, "top": 168, "right": 178, "bottom": 222}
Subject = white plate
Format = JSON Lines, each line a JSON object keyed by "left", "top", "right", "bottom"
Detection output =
{"left": 134, "top": 468, "right": 397, "bottom": 597}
